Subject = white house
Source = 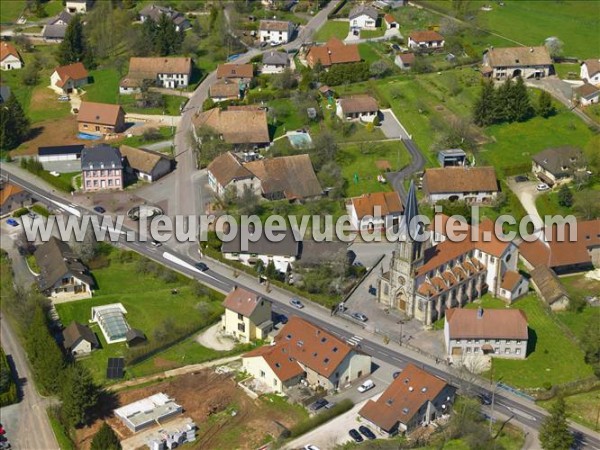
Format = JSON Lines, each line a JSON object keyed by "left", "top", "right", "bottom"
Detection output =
{"left": 482, "top": 46, "right": 553, "bottom": 80}
{"left": 258, "top": 20, "right": 293, "bottom": 44}
{"left": 50, "top": 62, "right": 89, "bottom": 94}
{"left": 0, "top": 42, "right": 22, "bottom": 71}
{"left": 62, "top": 322, "right": 99, "bottom": 357}
{"left": 383, "top": 13, "right": 398, "bottom": 29}
{"left": 580, "top": 59, "right": 600, "bottom": 85}
{"left": 262, "top": 51, "right": 290, "bottom": 74}
{"left": 423, "top": 166, "right": 499, "bottom": 204}
{"left": 575, "top": 83, "right": 600, "bottom": 106}
{"left": 221, "top": 287, "right": 273, "bottom": 343}
{"left": 408, "top": 30, "right": 445, "bottom": 50}
{"left": 346, "top": 191, "right": 403, "bottom": 231}
{"left": 395, "top": 52, "right": 415, "bottom": 70}
{"left": 37, "top": 144, "right": 84, "bottom": 163}
{"left": 120, "top": 57, "right": 193, "bottom": 93}
{"left": 336, "top": 96, "right": 379, "bottom": 122}
{"left": 65, "top": 0, "right": 93, "bottom": 14}
{"left": 349, "top": 5, "right": 378, "bottom": 30}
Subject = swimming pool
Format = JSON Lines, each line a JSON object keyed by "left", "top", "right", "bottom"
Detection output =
{"left": 287, "top": 132, "right": 313, "bottom": 149}
{"left": 77, "top": 132, "right": 102, "bottom": 140}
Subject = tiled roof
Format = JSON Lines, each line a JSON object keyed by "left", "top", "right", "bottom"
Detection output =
{"left": 63, "top": 322, "right": 99, "bottom": 349}
{"left": 77, "top": 101, "right": 124, "bottom": 126}
{"left": 500, "top": 270, "right": 521, "bottom": 291}
{"left": 306, "top": 38, "right": 361, "bottom": 67}
{"left": 384, "top": 13, "right": 396, "bottom": 24}
{"left": 485, "top": 46, "right": 552, "bottom": 68}
{"left": 445, "top": 308, "right": 529, "bottom": 340}
{"left": 34, "top": 237, "right": 94, "bottom": 291}
{"left": 409, "top": 30, "right": 444, "bottom": 43}
{"left": 222, "top": 287, "right": 267, "bottom": 317}
{"left": 0, "top": 182, "right": 24, "bottom": 207}
{"left": 349, "top": 5, "right": 378, "bottom": 20}
{"left": 0, "top": 42, "right": 21, "bottom": 62}
{"left": 127, "top": 57, "right": 192, "bottom": 80}
{"left": 397, "top": 53, "right": 415, "bottom": 64}
{"left": 207, "top": 151, "right": 253, "bottom": 187}
{"left": 532, "top": 146, "right": 583, "bottom": 176}
{"left": 338, "top": 95, "right": 379, "bottom": 114}
{"left": 530, "top": 265, "right": 569, "bottom": 305}
{"left": 53, "top": 62, "right": 88, "bottom": 87}
{"left": 262, "top": 51, "right": 290, "bottom": 66}
{"left": 43, "top": 24, "right": 67, "bottom": 39}
{"left": 259, "top": 19, "right": 290, "bottom": 32}
{"left": 216, "top": 63, "right": 254, "bottom": 79}
{"left": 119, "top": 145, "right": 171, "bottom": 175}
{"left": 81, "top": 145, "right": 123, "bottom": 170}
{"left": 209, "top": 80, "right": 240, "bottom": 98}
{"left": 349, "top": 191, "right": 403, "bottom": 219}
{"left": 423, "top": 166, "right": 498, "bottom": 194}
{"left": 221, "top": 228, "right": 300, "bottom": 257}
{"left": 582, "top": 59, "right": 600, "bottom": 77}
{"left": 575, "top": 82, "right": 600, "bottom": 99}
{"left": 193, "top": 108, "right": 269, "bottom": 144}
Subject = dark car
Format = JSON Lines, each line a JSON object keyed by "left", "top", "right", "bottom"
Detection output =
{"left": 514, "top": 175, "right": 528, "bottom": 183}
{"left": 309, "top": 398, "right": 328, "bottom": 411}
{"left": 6, "top": 219, "right": 18, "bottom": 227}
{"left": 359, "top": 425, "right": 376, "bottom": 440}
{"left": 93, "top": 206, "right": 106, "bottom": 214}
{"left": 275, "top": 313, "right": 288, "bottom": 325}
{"left": 195, "top": 262, "right": 209, "bottom": 271}
{"left": 349, "top": 429, "right": 364, "bottom": 443}
{"left": 479, "top": 393, "right": 492, "bottom": 405}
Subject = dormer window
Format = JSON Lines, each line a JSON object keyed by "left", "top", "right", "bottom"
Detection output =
{"left": 320, "top": 337, "right": 327, "bottom": 343}
{"left": 332, "top": 347, "right": 338, "bottom": 352}
{"left": 323, "top": 358, "right": 330, "bottom": 364}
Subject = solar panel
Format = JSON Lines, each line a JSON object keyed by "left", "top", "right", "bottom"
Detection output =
{"left": 107, "top": 357, "right": 125, "bottom": 379}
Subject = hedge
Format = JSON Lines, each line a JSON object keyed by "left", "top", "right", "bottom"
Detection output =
{"left": 12, "top": 207, "right": 29, "bottom": 218}
{"left": 0, "top": 349, "right": 18, "bottom": 407}
{"left": 288, "top": 398, "right": 354, "bottom": 438}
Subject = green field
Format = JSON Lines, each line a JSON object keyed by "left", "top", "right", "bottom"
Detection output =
{"left": 358, "top": 43, "right": 382, "bottom": 65}
{"left": 0, "top": 0, "right": 25, "bottom": 23}
{"left": 313, "top": 20, "right": 348, "bottom": 42}
{"left": 83, "top": 68, "right": 121, "bottom": 104}
{"left": 466, "top": 295, "right": 594, "bottom": 389}
{"left": 539, "top": 390, "right": 600, "bottom": 432}
{"left": 119, "top": 126, "right": 173, "bottom": 148}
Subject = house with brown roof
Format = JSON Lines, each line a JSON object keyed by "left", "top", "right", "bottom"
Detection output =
{"left": 262, "top": 51, "right": 290, "bottom": 74}
{"left": 574, "top": 82, "right": 600, "bottom": 107}
{"left": 336, "top": 95, "right": 379, "bottom": 122}
{"left": 359, "top": 364, "right": 456, "bottom": 435}
{"left": 423, "top": 166, "right": 499, "bottom": 204}
{"left": 62, "top": 322, "right": 99, "bottom": 357}
{"left": 0, "top": 42, "right": 23, "bottom": 71}
{"left": 395, "top": 52, "right": 415, "bottom": 70}
{"left": 242, "top": 317, "right": 372, "bottom": 393}
{"left": 209, "top": 80, "right": 242, "bottom": 102}
{"left": 580, "top": 59, "right": 600, "bottom": 85}
{"left": 0, "top": 181, "right": 32, "bottom": 216}
{"left": 119, "top": 145, "right": 173, "bottom": 183}
{"left": 77, "top": 101, "right": 126, "bottom": 135}
{"left": 193, "top": 107, "right": 269, "bottom": 148}
{"left": 346, "top": 191, "right": 403, "bottom": 231}
{"left": 221, "top": 286, "right": 273, "bottom": 343}
{"left": 444, "top": 308, "right": 529, "bottom": 361}
{"left": 384, "top": 14, "right": 398, "bottom": 29}
{"left": 216, "top": 63, "right": 254, "bottom": 83}
{"left": 519, "top": 220, "right": 600, "bottom": 274}
{"left": 529, "top": 265, "right": 570, "bottom": 311}
{"left": 408, "top": 31, "right": 444, "bottom": 51}
{"left": 306, "top": 38, "right": 361, "bottom": 69}
{"left": 207, "top": 151, "right": 259, "bottom": 196}
{"left": 532, "top": 147, "right": 585, "bottom": 186}
{"left": 259, "top": 20, "right": 293, "bottom": 44}
{"left": 482, "top": 46, "right": 552, "bottom": 80}
{"left": 139, "top": 4, "right": 191, "bottom": 32}
{"left": 119, "top": 57, "right": 193, "bottom": 94}
{"left": 50, "top": 62, "right": 89, "bottom": 94}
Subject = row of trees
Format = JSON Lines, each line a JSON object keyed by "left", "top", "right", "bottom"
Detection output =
{"left": 317, "top": 62, "right": 371, "bottom": 86}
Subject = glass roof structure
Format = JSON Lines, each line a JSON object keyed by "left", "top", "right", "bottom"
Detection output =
{"left": 91, "top": 303, "right": 130, "bottom": 344}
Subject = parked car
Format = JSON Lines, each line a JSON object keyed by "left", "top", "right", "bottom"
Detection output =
{"left": 195, "top": 262, "right": 209, "bottom": 271}
{"left": 514, "top": 175, "right": 528, "bottom": 183}
{"left": 390, "top": 43, "right": 401, "bottom": 51}
{"left": 57, "top": 95, "right": 70, "bottom": 102}
{"left": 150, "top": 240, "right": 162, "bottom": 247}
{"left": 6, "top": 219, "right": 19, "bottom": 227}
{"left": 357, "top": 379, "right": 375, "bottom": 393}
{"left": 309, "top": 398, "right": 328, "bottom": 411}
{"left": 93, "top": 206, "right": 106, "bottom": 214}
{"left": 352, "top": 312, "right": 368, "bottom": 322}
{"left": 324, "top": 401, "right": 336, "bottom": 409}
{"left": 478, "top": 393, "right": 492, "bottom": 405}
{"left": 536, "top": 183, "right": 550, "bottom": 191}
{"left": 290, "top": 297, "right": 304, "bottom": 309}
{"left": 27, "top": 212, "right": 36, "bottom": 219}
{"left": 359, "top": 425, "right": 376, "bottom": 440}
{"left": 274, "top": 313, "right": 288, "bottom": 325}
{"left": 349, "top": 429, "right": 364, "bottom": 443}
{"left": 304, "top": 445, "right": 320, "bottom": 450}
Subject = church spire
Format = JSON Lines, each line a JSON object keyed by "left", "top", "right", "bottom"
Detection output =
{"left": 403, "top": 180, "right": 421, "bottom": 240}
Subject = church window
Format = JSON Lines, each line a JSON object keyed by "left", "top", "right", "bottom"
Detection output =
{"left": 384, "top": 284, "right": 389, "bottom": 295}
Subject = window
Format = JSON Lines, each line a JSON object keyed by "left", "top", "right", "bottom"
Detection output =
{"left": 494, "top": 347, "right": 500, "bottom": 353}
{"left": 237, "top": 323, "right": 245, "bottom": 333}
{"left": 108, "top": 179, "right": 113, "bottom": 186}
{"left": 474, "top": 347, "right": 480, "bottom": 353}
{"left": 116, "top": 179, "right": 121, "bottom": 186}
{"left": 86, "top": 180, "right": 91, "bottom": 187}
{"left": 260, "top": 370, "right": 265, "bottom": 378}
{"left": 515, "top": 348, "right": 521, "bottom": 355}
{"left": 332, "top": 347, "right": 338, "bottom": 352}
{"left": 504, "top": 348, "right": 510, "bottom": 354}
{"left": 238, "top": 313, "right": 244, "bottom": 321}
{"left": 273, "top": 378, "right": 278, "bottom": 386}
{"left": 466, "top": 347, "right": 472, "bottom": 353}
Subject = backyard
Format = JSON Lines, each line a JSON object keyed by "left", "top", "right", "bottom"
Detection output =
{"left": 539, "top": 390, "right": 600, "bottom": 432}
{"left": 313, "top": 20, "right": 348, "bottom": 42}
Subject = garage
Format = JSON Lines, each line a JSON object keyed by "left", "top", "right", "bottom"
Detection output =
{"left": 38, "top": 144, "right": 84, "bottom": 163}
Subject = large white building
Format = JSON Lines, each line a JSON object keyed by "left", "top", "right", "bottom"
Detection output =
{"left": 482, "top": 46, "right": 553, "bottom": 80}
{"left": 349, "top": 5, "right": 378, "bottom": 30}
{"left": 120, "top": 57, "right": 193, "bottom": 94}
{"left": 258, "top": 20, "right": 293, "bottom": 44}
{"left": 580, "top": 59, "right": 600, "bottom": 85}
{"left": 423, "top": 166, "right": 499, "bottom": 204}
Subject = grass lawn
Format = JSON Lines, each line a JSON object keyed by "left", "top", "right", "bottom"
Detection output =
{"left": 268, "top": 98, "right": 309, "bottom": 138}
{"left": 338, "top": 141, "right": 411, "bottom": 197}
{"left": 83, "top": 68, "right": 121, "bottom": 104}
{"left": 28, "top": 85, "right": 72, "bottom": 123}
{"left": 119, "top": 94, "right": 186, "bottom": 116}
{"left": 360, "top": 25, "right": 385, "bottom": 39}
{"left": 313, "top": 20, "right": 348, "bottom": 42}
{"left": 358, "top": 43, "right": 382, "bottom": 65}
{"left": 554, "top": 63, "right": 580, "bottom": 81}
{"left": 535, "top": 190, "right": 575, "bottom": 218}
{"left": 0, "top": 0, "right": 26, "bottom": 23}
{"left": 539, "top": 390, "right": 600, "bottom": 432}
{"left": 119, "top": 126, "right": 173, "bottom": 148}
{"left": 466, "top": 295, "right": 594, "bottom": 389}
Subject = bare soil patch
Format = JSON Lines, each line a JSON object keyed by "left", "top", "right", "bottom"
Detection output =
{"left": 11, "top": 115, "right": 86, "bottom": 156}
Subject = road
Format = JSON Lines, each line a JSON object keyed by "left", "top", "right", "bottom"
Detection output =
{"left": 3, "top": 167, "right": 599, "bottom": 450}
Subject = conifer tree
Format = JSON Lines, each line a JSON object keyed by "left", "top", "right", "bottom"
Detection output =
{"left": 0, "top": 95, "right": 30, "bottom": 150}
{"left": 540, "top": 397, "right": 574, "bottom": 450}
{"left": 91, "top": 423, "right": 121, "bottom": 450}
{"left": 61, "top": 364, "right": 98, "bottom": 428}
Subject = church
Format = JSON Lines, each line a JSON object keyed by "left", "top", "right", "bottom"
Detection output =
{"left": 377, "top": 182, "right": 529, "bottom": 325}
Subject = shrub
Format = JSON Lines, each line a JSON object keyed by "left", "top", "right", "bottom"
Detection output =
{"left": 12, "top": 207, "right": 29, "bottom": 218}
{"left": 288, "top": 399, "right": 354, "bottom": 438}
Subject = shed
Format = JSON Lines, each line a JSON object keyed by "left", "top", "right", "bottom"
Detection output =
{"left": 126, "top": 328, "right": 147, "bottom": 346}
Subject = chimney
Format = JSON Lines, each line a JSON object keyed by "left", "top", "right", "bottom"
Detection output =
{"left": 477, "top": 307, "right": 484, "bottom": 319}
{"left": 408, "top": 386, "right": 414, "bottom": 392}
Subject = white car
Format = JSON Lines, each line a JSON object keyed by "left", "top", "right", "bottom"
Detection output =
{"left": 536, "top": 183, "right": 550, "bottom": 191}
{"left": 304, "top": 446, "right": 320, "bottom": 450}
{"left": 357, "top": 379, "right": 375, "bottom": 393}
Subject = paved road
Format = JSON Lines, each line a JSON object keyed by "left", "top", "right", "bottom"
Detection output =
{"left": 506, "top": 178, "right": 545, "bottom": 231}
{"left": 3, "top": 167, "right": 599, "bottom": 450}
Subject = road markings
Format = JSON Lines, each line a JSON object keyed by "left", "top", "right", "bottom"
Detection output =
{"left": 346, "top": 335, "right": 363, "bottom": 346}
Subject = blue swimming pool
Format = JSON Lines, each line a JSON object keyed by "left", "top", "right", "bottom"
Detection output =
{"left": 77, "top": 132, "right": 102, "bottom": 140}
{"left": 288, "top": 132, "right": 313, "bottom": 149}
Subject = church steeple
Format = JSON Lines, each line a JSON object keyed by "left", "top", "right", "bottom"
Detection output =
{"left": 403, "top": 180, "right": 420, "bottom": 240}
{"left": 396, "top": 180, "right": 425, "bottom": 266}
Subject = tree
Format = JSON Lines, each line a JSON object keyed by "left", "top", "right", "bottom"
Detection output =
{"left": 154, "top": 13, "right": 183, "bottom": 56}
{"left": 272, "top": 68, "right": 297, "bottom": 90}
{"left": 57, "top": 14, "right": 87, "bottom": 65}
{"left": 69, "top": 220, "right": 99, "bottom": 263}
{"left": 236, "top": 185, "right": 261, "bottom": 215}
{"left": 473, "top": 79, "right": 497, "bottom": 126}
{"left": 574, "top": 190, "right": 600, "bottom": 219}
{"left": 370, "top": 59, "right": 391, "bottom": 78}
{"left": 545, "top": 37, "right": 563, "bottom": 58}
{"left": 512, "top": 76, "right": 534, "bottom": 122}
{"left": 538, "top": 90, "right": 556, "bottom": 118}
{"left": 21, "top": 55, "right": 41, "bottom": 85}
{"left": 182, "top": 32, "right": 201, "bottom": 56}
{"left": 0, "top": 94, "right": 30, "bottom": 151}
{"left": 581, "top": 319, "right": 600, "bottom": 377}
{"left": 540, "top": 397, "right": 574, "bottom": 450}
{"left": 557, "top": 185, "right": 573, "bottom": 207}
{"left": 61, "top": 364, "right": 98, "bottom": 428}
{"left": 91, "top": 422, "right": 121, "bottom": 450}
{"left": 311, "top": 131, "right": 338, "bottom": 170}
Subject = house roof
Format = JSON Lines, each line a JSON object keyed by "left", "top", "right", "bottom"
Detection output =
{"left": 53, "top": 62, "right": 89, "bottom": 87}
{"left": 42, "top": 24, "right": 67, "bottom": 39}
{"left": 193, "top": 108, "right": 269, "bottom": 144}
{"left": 349, "top": 191, "right": 403, "bottom": 220}
{"left": 338, "top": 95, "right": 379, "bottom": 114}
{"left": 500, "top": 270, "right": 521, "bottom": 291}
{"left": 243, "top": 154, "right": 322, "bottom": 200}
{"left": 209, "top": 80, "right": 240, "bottom": 98}
{"left": 207, "top": 152, "right": 253, "bottom": 187}
{"left": 119, "top": 145, "right": 171, "bottom": 175}
{"left": 139, "top": 4, "right": 184, "bottom": 23}
{"left": 582, "top": 59, "right": 600, "bottom": 77}
{"left": 127, "top": 57, "right": 192, "bottom": 80}
{"left": 445, "top": 308, "right": 529, "bottom": 340}
{"left": 81, "top": 145, "right": 123, "bottom": 170}
{"left": 575, "top": 82, "right": 600, "bottom": 99}
{"left": 50, "top": 10, "right": 73, "bottom": 25}
{"left": 0, "top": 182, "right": 25, "bottom": 207}
{"left": 222, "top": 286, "right": 268, "bottom": 317}
{"left": 423, "top": 166, "right": 498, "bottom": 194}
{"left": 518, "top": 220, "right": 600, "bottom": 269}
{"left": 306, "top": 38, "right": 361, "bottom": 67}
{"left": 530, "top": 265, "right": 569, "bottom": 305}
{"left": 485, "top": 46, "right": 552, "bottom": 68}
{"left": 221, "top": 227, "right": 301, "bottom": 257}
{"left": 359, "top": 364, "right": 451, "bottom": 431}
{"left": 126, "top": 328, "right": 146, "bottom": 343}
{"left": 384, "top": 13, "right": 397, "bottom": 24}
{"left": 409, "top": 30, "right": 444, "bottom": 43}
{"left": 216, "top": 63, "right": 254, "bottom": 79}
{"left": 34, "top": 237, "right": 94, "bottom": 291}
{"left": 259, "top": 19, "right": 290, "bottom": 32}
{"left": 38, "top": 144, "right": 84, "bottom": 157}
{"left": 78, "top": 101, "right": 124, "bottom": 126}
{"left": 349, "top": 4, "right": 378, "bottom": 20}
{"left": 396, "top": 52, "right": 415, "bottom": 64}
{"left": 531, "top": 146, "right": 583, "bottom": 176}
{"left": 244, "top": 316, "right": 358, "bottom": 379}
{"left": 0, "top": 42, "right": 21, "bottom": 62}
{"left": 262, "top": 51, "right": 289, "bottom": 66}
{"left": 63, "top": 322, "right": 99, "bottom": 349}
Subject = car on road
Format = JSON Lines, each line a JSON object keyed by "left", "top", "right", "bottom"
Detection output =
{"left": 514, "top": 175, "right": 528, "bottom": 183}
{"left": 357, "top": 379, "right": 375, "bottom": 393}
{"left": 478, "top": 393, "right": 492, "bottom": 405}
{"left": 309, "top": 398, "right": 328, "bottom": 411}
{"left": 390, "top": 43, "right": 401, "bottom": 51}
{"left": 359, "top": 425, "right": 376, "bottom": 440}
{"left": 536, "top": 183, "right": 550, "bottom": 191}
{"left": 150, "top": 240, "right": 162, "bottom": 247}
{"left": 290, "top": 297, "right": 304, "bottom": 309}
{"left": 352, "top": 312, "right": 368, "bottom": 322}
{"left": 304, "top": 445, "right": 320, "bottom": 450}
{"left": 6, "top": 219, "right": 19, "bottom": 227}
{"left": 93, "top": 206, "right": 106, "bottom": 214}
{"left": 27, "top": 212, "right": 36, "bottom": 219}
{"left": 349, "top": 429, "right": 364, "bottom": 443}
{"left": 195, "top": 262, "right": 209, "bottom": 271}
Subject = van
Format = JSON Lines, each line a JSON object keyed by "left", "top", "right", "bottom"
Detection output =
{"left": 357, "top": 379, "right": 375, "bottom": 393}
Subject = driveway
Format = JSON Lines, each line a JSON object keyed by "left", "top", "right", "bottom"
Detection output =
{"left": 506, "top": 178, "right": 544, "bottom": 231}
{"left": 380, "top": 109, "right": 409, "bottom": 140}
